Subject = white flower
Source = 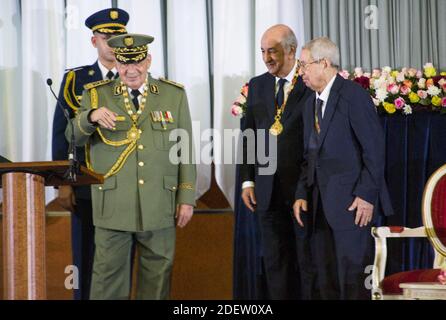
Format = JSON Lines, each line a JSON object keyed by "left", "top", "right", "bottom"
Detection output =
{"left": 376, "top": 88, "right": 388, "bottom": 102}
{"left": 372, "top": 97, "right": 380, "bottom": 107}
{"left": 424, "top": 62, "right": 434, "bottom": 69}
{"left": 439, "top": 79, "right": 446, "bottom": 87}
{"left": 403, "top": 104, "right": 412, "bottom": 115}
{"left": 387, "top": 76, "right": 396, "bottom": 85}
{"left": 382, "top": 66, "right": 392, "bottom": 73}
{"left": 427, "top": 85, "right": 441, "bottom": 96}
{"left": 373, "top": 77, "right": 387, "bottom": 90}
{"left": 396, "top": 72, "right": 406, "bottom": 83}
{"left": 418, "top": 78, "right": 426, "bottom": 89}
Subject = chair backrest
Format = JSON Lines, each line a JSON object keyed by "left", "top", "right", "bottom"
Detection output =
{"left": 422, "top": 164, "right": 446, "bottom": 258}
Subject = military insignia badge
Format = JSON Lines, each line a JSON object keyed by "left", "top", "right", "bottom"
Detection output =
{"left": 124, "top": 36, "right": 134, "bottom": 47}
{"left": 88, "top": 69, "right": 95, "bottom": 76}
{"left": 114, "top": 84, "right": 124, "bottom": 96}
{"left": 110, "top": 10, "right": 119, "bottom": 20}
{"left": 150, "top": 84, "right": 159, "bottom": 95}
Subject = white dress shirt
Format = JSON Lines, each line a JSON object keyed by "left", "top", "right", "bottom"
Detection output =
{"left": 98, "top": 60, "right": 117, "bottom": 80}
{"left": 315, "top": 74, "right": 337, "bottom": 118}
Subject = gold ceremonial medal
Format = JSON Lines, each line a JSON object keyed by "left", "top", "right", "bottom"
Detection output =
{"left": 269, "top": 117, "right": 284, "bottom": 136}
{"left": 127, "top": 126, "right": 141, "bottom": 141}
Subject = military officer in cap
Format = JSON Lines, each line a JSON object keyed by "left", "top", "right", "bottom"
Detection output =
{"left": 67, "top": 34, "right": 196, "bottom": 300}
{"left": 51, "top": 8, "right": 129, "bottom": 300}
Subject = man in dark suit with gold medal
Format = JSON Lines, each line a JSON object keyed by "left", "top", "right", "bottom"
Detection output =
{"left": 240, "top": 24, "right": 314, "bottom": 299}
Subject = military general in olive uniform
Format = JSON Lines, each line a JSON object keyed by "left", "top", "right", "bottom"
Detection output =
{"left": 52, "top": 8, "right": 130, "bottom": 300}
{"left": 67, "top": 34, "right": 196, "bottom": 300}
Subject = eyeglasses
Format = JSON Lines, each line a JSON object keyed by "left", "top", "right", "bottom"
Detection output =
{"left": 298, "top": 59, "right": 324, "bottom": 71}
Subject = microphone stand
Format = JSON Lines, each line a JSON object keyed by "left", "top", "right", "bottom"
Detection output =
{"left": 47, "top": 78, "right": 79, "bottom": 182}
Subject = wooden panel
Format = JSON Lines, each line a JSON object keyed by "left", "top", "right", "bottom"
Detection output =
{"left": 171, "top": 214, "right": 234, "bottom": 300}
{"left": 1, "top": 212, "right": 233, "bottom": 300}
{"left": 2, "top": 173, "right": 46, "bottom": 300}
{"left": 0, "top": 214, "right": 73, "bottom": 300}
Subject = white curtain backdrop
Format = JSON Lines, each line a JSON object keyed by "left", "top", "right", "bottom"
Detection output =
{"left": 65, "top": 0, "right": 111, "bottom": 69}
{"left": 0, "top": 0, "right": 306, "bottom": 206}
{"left": 166, "top": 0, "right": 212, "bottom": 199}
{"left": 213, "top": 0, "right": 306, "bottom": 208}
{"left": 118, "top": 0, "right": 165, "bottom": 78}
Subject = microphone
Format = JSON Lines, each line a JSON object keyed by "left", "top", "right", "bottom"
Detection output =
{"left": 47, "top": 78, "right": 79, "bottom": 182}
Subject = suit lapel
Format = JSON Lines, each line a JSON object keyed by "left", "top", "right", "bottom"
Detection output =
{"left": 263, "top": 74, "right": 276, "bottom": 121}
{"left": 91, "top": 61, "right": 103, "bottom": 82}
{"left": 317, "top": 74, "right": 344, "bottom": 148}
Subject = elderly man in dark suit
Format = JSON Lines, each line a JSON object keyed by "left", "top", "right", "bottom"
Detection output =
{"left": 240, "top": 24, "right": 314, "bottom": 300}
{"left": 293, "top": 37, "right": 393, "bottom": 300}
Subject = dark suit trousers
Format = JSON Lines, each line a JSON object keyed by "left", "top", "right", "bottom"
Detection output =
{"left": 71, "top": 198, "right": 95, "bottom": 300}
{"left": 311, "top": 189, "right": 373, "bottom": 300}
{"left": 256, "top": 177, "right": 315, "bottom": 300}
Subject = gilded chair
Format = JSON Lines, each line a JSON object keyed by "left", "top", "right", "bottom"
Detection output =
{"left": 371, "top": 164, "right": 446, "bottom": 300}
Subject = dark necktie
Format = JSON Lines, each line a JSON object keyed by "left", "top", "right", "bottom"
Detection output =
{"left": 314, "top": 98, "right": 324, "bottom": 134}
{"left": 276, "top": 78, "right": 287, "bottom": 107}
{"left": 106, "top": 70, "right": 115, "bottom": 80}
{"left": 131, "top": 89, "right": 141, "bottom": 110}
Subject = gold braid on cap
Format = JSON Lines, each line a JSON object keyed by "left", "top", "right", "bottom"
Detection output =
{"left": 113, "top": 45, "right": 148, "bottom": 54}
{"left": 115, "top": 53, "right": 147, "bottom": 63}
{"left": 92, "top": 23, "right": 126, "bottom": 33}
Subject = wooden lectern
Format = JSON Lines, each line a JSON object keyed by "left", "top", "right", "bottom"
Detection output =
{"left": 0, "top": 161, "right": 103, "bottom": 300}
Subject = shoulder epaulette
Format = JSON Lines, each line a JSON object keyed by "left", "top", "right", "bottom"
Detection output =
{"left": 64, "top": 65, "right": 88, "bottom": 74}
{"left": 159, "top": 77, "right": 184, "bottom": 89}
{"left": 84, "top": 79, "right": 112, "bottom": 90}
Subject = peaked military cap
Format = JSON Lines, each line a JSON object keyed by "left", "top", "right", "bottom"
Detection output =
{"left": 85, "top": 8, "right": 129, "bottom": 35}
{"left": 108, "top": 34, "right": 154, "bottom": 64}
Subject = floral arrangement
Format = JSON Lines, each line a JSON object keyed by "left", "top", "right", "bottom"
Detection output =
{"left": 231, "top": 63, "right": 446, "bottom": 117}
{"left": 231, "top": 83, "right": 249, "bottom": 117}
{"left": 340, "top": 63, "right": 446, "bottom": 115}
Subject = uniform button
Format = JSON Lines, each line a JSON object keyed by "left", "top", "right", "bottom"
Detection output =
{"left": 139, "top": 180, "right": 145, "bottom": 185}
{"left": 99, "top": 187, "right": 103, "bottom": 190}
{"left": 172, "top": 187, "right": 177, "bottom": 190}
{"left": 138, "top": 145, "right": 144, "bottom": 150}
{"left": 138, "top": 162, "right": 145, "bottom": 167}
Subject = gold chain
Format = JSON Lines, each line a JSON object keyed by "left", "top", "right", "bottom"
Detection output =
{"left": 121, "top": 79, "right": 149, "bottom": 124}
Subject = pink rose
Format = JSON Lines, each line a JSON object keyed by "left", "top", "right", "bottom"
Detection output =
{"left": 400, "top": 85, "right": 411, "bottom": 95}
{"left": 443, "top": 83, "right": 446, "bottom": 92}
{"left": 442, "top": 97, "right": 446, "bottom": 107}
{"left": 394, "top": 97, "right": 406, "bottom": 109}
{"left": 416, "top": 70, "right": 423, "bottom": 79}
{"left": 241, "top": 83, "right": 249, "bottom": 97}
{"left": 417, "top": 90, "right": 428, "bottom": 99}
{"left": 387, "top": 84, "right": 400, "bottom": 95}
{"left": 339, "top": 70, "right": 350, "bottom": 79}
{"left": 231, "top": 104, "right": 243, "bottom": 116}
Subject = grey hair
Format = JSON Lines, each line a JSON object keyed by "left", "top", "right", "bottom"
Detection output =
{"left": 281, "top": 29, "right": 298, "bottom": 54}
{"left": 303, "top": 37, "right": 340, "bottom": 70}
